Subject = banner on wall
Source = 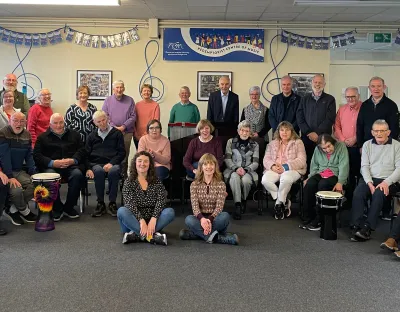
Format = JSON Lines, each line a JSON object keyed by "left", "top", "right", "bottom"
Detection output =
{"left": 163, "top": 28, "right": 264, "bottom": 62}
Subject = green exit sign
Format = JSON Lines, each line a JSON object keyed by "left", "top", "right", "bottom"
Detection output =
{"left": 373, "top": 33, "right": 392, "bottom": 43}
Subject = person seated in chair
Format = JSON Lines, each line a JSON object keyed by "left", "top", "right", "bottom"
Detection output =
{"left": 223, "top": 120, "right": 259, "bottom": 220}
{"left": 300, "top": 134, "right": 349, "bottom": 231}
{"left": 183, "top": 119, "right": 223, "bottom": 180}
{"left": 117, "top": 151, "right": 175, "bottom": 245}
{"left": 33, "top": 113, "right": 86, "bottom": 221}
{"left": 138, "top": 119, "right": 171, "bottom": 181}
{"left": 85, "top": 110, "right": 125, "bottom": 218}
{"left": 350, "top": 119, "right": 400, "bottom": 242}
{"left": 0, "top": 112, "right": 37, "bottom": 226}
{"left": 262, "top": 121, "right": 307, "bottom": 220}
{"left": 0, "top": 160, "right": 10, "bottom": 236}
{"left": 380, "top": 211, "right": 400, "bottom": 259}
{"left": 180, "top": 153, "right": 239, "bottom": 245}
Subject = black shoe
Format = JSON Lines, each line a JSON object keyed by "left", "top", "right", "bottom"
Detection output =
{"left": 53, "top": 211, "right": 64, "bottom": 222}
{"left": 349, "top": 226, "right": 363, "bottom": 242}
{"left": 306, "top": 219, "right": 321, "bottom": 231}
{"left": 63, "top": 206, "right": 79, "bottom": 219}
{"left": 20, "top": 211, "right": 37, "bottom": 223}
{"left": 3, "top": 210, "right": 24, "bottom": 226}
{"left": 92, "top": 201, "right": 106, "bottom": 217}
{"left": 108, "top": 202, "right": 117, "bottom": 217}
{"left": 152, "top": 232, "right": 168, "bottom": 246}
{"left": 0, "top": 227, "right": 7, "bottom": 235}
{"left": 179, "top": 229, "right": 200, "bottom": 240}
{"left": 122, "top": 231, "right": 140, "bottom": 244}
{"left": 216, "top": 233, "right": 239, "bottom": 245}
{"left": 241, "top": 199, "right": 247, "bottom": 214}
{"left": 233, "top": 202, "right": 242, "bottom": 220}
{"left": 355, "top": 225, "right": 371, "bottom": 240}
{"left": 274, "top": 203, "right": 284, "bottom": 220}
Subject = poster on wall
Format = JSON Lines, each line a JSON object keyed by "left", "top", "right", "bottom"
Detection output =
{"left": 163, "top": 28, "right": 264, "bottom": 62}
{"left": 77, "top": 70, "right": 112, "bottom": 100}
{"left": 289, "top": 73, "right": 324, "bottom": 98}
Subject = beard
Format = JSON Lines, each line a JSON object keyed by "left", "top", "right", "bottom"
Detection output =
{"left": 5, "top": 85, "right": 16, "bottom": 92}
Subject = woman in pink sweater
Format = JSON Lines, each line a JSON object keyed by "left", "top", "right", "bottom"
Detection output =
{"left": 261, "top": 121, "right": 307, "bottom": 220}
{"left": 134, "top": 84, "right": 160, "bottom": 148}
{"left": 138, "top": 119, "right": 171, "bottom": 180}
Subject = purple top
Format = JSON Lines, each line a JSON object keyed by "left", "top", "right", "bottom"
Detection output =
{"left": 102, "top": 94, "right": 136, "bottom": 133}
{"left": 183, "top": 136, "right": 224, "bottom": 171}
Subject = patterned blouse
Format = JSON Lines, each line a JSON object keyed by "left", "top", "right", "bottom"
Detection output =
{"left": 190, "top": 180, "right": 226, "bottom": 222}
{"left": 65, "top": 103, "right": 97, "bottom": 143}
{"left": 122, "top": 178, "right": 166, "bottom": 221}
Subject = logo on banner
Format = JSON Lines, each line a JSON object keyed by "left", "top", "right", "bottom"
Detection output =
{"left": 168, "top": 42, "right": 184, "bottom": 50}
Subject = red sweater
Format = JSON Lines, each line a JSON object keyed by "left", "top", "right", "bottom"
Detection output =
{"left": 27, "top": 104, "right": 53, "bottom": 147}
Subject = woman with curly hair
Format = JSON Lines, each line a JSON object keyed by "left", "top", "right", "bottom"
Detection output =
{"left": 117, "top": 151, "right": 175, "bottom": 245}
{"left": 180, "top": 153, "right": 239, "bottom": 245}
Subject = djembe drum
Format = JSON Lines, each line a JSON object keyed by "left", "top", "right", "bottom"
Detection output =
{"left": 316, "top": 191, "right": 344, "bottom": 240}
{"left": 32, "top": 173, "right": 61, "bottom": 232}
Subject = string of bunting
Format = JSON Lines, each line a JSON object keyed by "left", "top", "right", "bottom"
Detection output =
{"left": 0, "top": 25, "right": 139, "bottom": 48}
{"left": 281, "top": 29, "right": 356, "bottom": 50}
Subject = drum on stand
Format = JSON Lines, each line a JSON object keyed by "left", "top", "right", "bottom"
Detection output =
{"left": 32, "top": 173, "right": 61, "bottom": 232}
{"left": 316, "top": 191, "right": 344, "bottom": 240}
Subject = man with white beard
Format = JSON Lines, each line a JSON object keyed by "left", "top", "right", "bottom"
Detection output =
{"left": 0, "top": 73, "right": 30, "bottom": 115}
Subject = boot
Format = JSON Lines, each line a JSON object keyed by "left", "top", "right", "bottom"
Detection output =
{"left": 233, "top": 202, "right": 242, "bottom": 220}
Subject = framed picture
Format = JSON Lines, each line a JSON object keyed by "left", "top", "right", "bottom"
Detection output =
{"left": 288, "top": 73, "right": 324, "bottom": 98}
{"left": 197, "top": 71, "right": 232, "bottom": 101}
{"left": 77, "top": 70, "right": 112, "bottom": 100}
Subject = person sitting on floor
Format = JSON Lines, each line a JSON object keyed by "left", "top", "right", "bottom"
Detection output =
{"left": 183, "top": 119, "right": 223, "bottom": 180}
{"left": 85, "top": 110, "right": 125, "bottom": 218}
{"left": 117, "top": 151, "right": 175, "bottom": 245}
{"left": 180, "top": 153, "right": 239, "bottom": 245}
{"left": 380, "top": 211, "right": 400, "bottom": 259}
{"left": 262, "top": 121, "right": 307, "bottom": 220}
{"left": 138, "top": 119, "right": 171, "bottom": 181}
{"left": 0, "top": 112, "right": 37, "bottom": 226}
{"left": 33, "top": 113, "right": 86, "bottom": 221}
{"left": 223, "top": 120, "right": 259, "bottom": 220}
{"left": 350, "top": 119, "right": 400, "bottom": 242}
{"left": 300, "top": 134, "right": 349, "bottom": 231}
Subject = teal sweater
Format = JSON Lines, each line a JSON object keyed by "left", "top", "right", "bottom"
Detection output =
{"left": 168, "top": 102, "right": 201, "bottom": 137}
{"left": 309, "top": 141, "right": 349, "bottom": 184}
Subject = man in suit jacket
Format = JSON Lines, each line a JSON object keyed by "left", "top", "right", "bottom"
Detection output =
{"left": 207, "top": 76, "right": 239, "bottom": 124}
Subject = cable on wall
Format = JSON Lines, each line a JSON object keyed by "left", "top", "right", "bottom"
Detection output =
{"left": 138, "top": 40, "right": 164, "bottom": 102}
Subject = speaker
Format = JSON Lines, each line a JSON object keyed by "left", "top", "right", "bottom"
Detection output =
{"left": 148, "top": 18, "right": 159, "bottom": 39}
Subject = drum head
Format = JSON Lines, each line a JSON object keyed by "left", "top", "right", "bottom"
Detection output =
{"left": 32, "top": 173, "right": 61, "bottom": 182}
{"left": 316, "top": 191, "right": 343, "bottom": 199}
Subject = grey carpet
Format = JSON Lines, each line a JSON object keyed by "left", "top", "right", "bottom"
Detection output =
{"left": 1, "top": 186, "right": 399, "bottom": 312}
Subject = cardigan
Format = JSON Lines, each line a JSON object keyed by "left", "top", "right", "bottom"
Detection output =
{"left": 190, "top": 180, "right": 226, "bottom": 222}
{"left": 309, "top": 141, "right": 349, "bottom": 185}
{"left": 27, "top": 103, "right": 53, "bottom": 147}
{"left": 263, "top": 139, "right": 307, "bottom": 175}
{"left": 122, "top": 178, "right": 166, "bottom": 221}
{"left": 137, "top": 134, "right": 171, "bottom": 170}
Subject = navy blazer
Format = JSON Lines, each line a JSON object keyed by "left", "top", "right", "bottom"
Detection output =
{"left": 207, "top": 90, "right": 239, "bottom": 124}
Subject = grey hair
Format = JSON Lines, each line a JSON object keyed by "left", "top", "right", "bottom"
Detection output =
{"left": 50, "top": 113, "right": 63, "bottom": 124}
{"left": 369, "top": 76, "right": 385, "bottom": 85}
{"left": 180, "top": 86, "right": 191, "bottom": 93}
{"left": 93, "top": 110, "right": 108, "bottom": 121}
{"left": 237, "top": 120, "right": 252, "bottom": 131}
{"left": 345, "top": 86, "right": 359, "bottom": 94}
{"left": 249, "top": 86, "right": 261, "bottom": 95}
{"left": 112, "top": 80, "right": 125, "bottom": 88}
{"left": 219, "top": 75, "right": 230, "bottom": 82}
{"left": 38, "top": 88, "right": 50, "bottom": 97}
{"left": 280, "top": 75, "right": 292, "bottom": 82}
{"left": 372, "top": 119, "right": 389, "bottom": 130}
{"left": 312, "top": 74, "right": 325, "bottom": 83}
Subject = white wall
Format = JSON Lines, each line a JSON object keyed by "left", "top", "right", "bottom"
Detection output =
{"left": 0, "top": 26, "right": 330, "bottom": 130}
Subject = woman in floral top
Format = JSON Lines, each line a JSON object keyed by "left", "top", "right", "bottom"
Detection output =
{"left": 117, "top": 151, "right": 175, "bottom": 245}
{"left": 180, "top": 153, "right": 239, "bottom": 245}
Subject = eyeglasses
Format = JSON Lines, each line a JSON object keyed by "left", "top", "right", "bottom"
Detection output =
{"left": 149, "top": 126, "right": 160, "bottom": 131}
{"left": 345, "top": 96, "right": 357, "bottom": 100}
{"left": 40, "top": 93, "right": 52, "bottom": 97}
{"left": 12, "top": 119, "right": 26, "bottom": 124}
{"left": 372, "top": 129, "right": 388, "bottom": 134}
{"left": 3, "top": 96, "right": 14, "bottom": 99}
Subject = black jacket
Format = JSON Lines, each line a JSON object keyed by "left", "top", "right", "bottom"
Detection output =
{"left": 296, "top": 92, "right": 336, "bottom": 136}
{"left": 356, "top": 95, "right": 399, "bottom": 147}
{"left": 85, "top": 127, "right": 126, "bottom": 167}
{"left": 33, "top": 128, "right": 86, "bottom": 172}
{"left": 268, "top": 92, "right": 301, "bottom": 133}
{"left": 207, "top": 90, "right": 239, "bottom": 124}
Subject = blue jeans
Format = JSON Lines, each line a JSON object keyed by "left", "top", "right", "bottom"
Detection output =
{"left": 92, "top": 164, "right": 121, "bottom": 202}
{"left": 117, "top": 206, "right": 175, "bottom": 234}
{"left": 156, "top": 166, "right": 170, "bottom": 181}
{"left": 186, "top": 162, "right": 199, "bottom": 179}
{"left": 185, "top": 212, "right": 230, "bottom": 241}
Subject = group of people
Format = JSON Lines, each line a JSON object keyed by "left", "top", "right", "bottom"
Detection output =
{"left": 1, "top": 73, "right": 400, "bottom": 259}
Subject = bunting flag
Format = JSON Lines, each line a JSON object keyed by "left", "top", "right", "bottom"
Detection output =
{"left": 281, "top": 29, "right": 356, "bottom": 50}
{"left": 0, "top": 25, "right": 140, "bottom": 48}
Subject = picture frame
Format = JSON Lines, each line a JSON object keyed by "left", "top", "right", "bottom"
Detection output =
{"left": 197, "top": 71, "right": 232, "bottom": 101}
{"left": 76, "top": 70, "right": 112, "bottom": 100}
{"left": 288, "top": 73, "right": 324, "bottom": 98}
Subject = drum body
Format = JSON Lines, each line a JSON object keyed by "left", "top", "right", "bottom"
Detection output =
{"left": 315, "top": 191, "right": 344, "bottom": 240}
{"left": 31, "top": 173, "right": 61, "bottom": 232}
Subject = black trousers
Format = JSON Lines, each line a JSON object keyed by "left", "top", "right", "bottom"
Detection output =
{"left": 390, "top": 211, "right": 400, "bottom": 240}
{"left": 303, "top": 175, "right": 338, "bottom": 221}
{"left": 301, "top": 135, "right": 317, "bottom": 175}
{"left": 0, "top": 181, "right": 9, "bottom": 217}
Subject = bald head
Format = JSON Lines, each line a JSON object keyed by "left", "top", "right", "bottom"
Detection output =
{"left": 3, "top": 73, "right": 17, "bottom": 91}
{"left": 9, "top": 112, "right": 26, "bottom": 134}
{"left": 50, "top": 113, "right": 65, "bottom": 134}
{"left": 219, "top": 75, "right": 231, "bottom": 95}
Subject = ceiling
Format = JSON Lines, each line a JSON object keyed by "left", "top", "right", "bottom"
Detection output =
{"left": 0, "top": 0, "right": 400, "bottom": 22}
